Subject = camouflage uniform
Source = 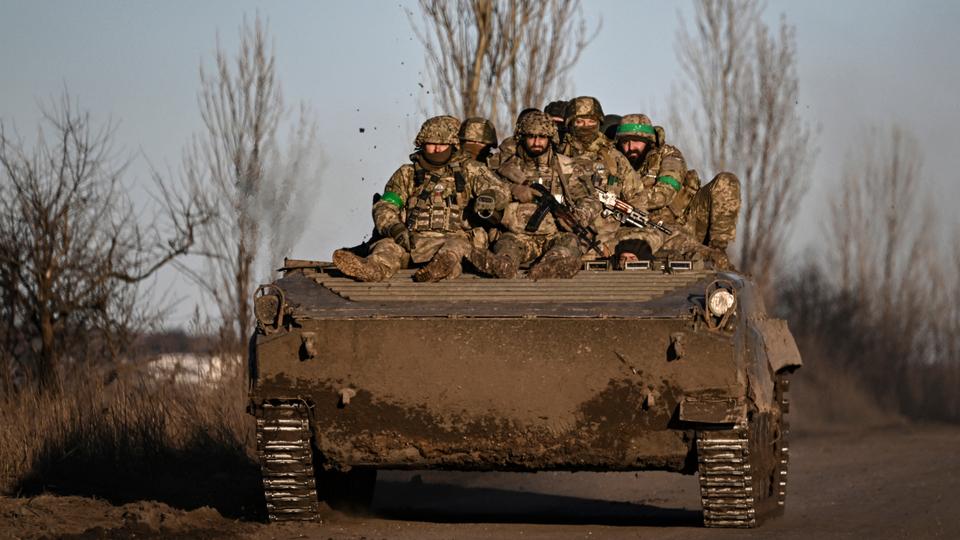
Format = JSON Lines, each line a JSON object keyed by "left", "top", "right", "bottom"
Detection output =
{"left": 615, "top": 114, "right": 741, "bottom": 268}
{"left": 558, "top": 97, "right": 644, "bottom": 257}
{"left": 469, "top": 111, "right": 601, "bottom": 280}
{"left": 334, "top": 116, "right": 509, "bottom": 282}
{"left": 459, "top": 117, "right": 498, "bottom": 165}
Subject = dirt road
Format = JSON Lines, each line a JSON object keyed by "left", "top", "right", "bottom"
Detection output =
{"left": 2, "top": 423, "right": 958, "bottom": 539}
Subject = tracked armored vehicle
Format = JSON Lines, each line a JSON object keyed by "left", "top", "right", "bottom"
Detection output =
{"left": 248, "top": 259, "right": 801, "bottom": 528}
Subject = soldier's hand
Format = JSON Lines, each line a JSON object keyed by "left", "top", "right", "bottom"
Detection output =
{"left": 388, "top": 223, "right": 412, "bottom": 250}
{"left": 573, "top": 206, "right": 595, "bottom": 228}
{"left": 510, "top": 183, "right": 536, "bottom": 203}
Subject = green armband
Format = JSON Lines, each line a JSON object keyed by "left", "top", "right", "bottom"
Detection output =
{"left": 381, "top": 191, "right": 404, "bottom": 208}
{"left": 656, "top": 176, "right": 682, "bottom": 192}
{"left": 607, "top": 175, "right": 620, "bottom": 186}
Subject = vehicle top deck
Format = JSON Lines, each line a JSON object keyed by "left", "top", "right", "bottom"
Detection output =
{"left": 273, "top": 263, "right": 715, "bottom": 320}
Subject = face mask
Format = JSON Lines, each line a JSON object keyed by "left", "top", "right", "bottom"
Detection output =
{"left": 423, "top": 146, "right": 453, "bottom": 165}
{"left": 462, "top": 141, "right": 489, "bottom": 161}
{"left": 572, "top": 125, "right": 597, "bottom": 144}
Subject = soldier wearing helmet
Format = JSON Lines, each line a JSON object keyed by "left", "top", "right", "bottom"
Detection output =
{"left": 458, "top": 117, "right": 498, "bottom": 164}
{"left": 543, "top": 99, "right": 568, "bottom": 140}
{"left": 468, "top": 111, "right": 601, "bottom": 280}
{"left": 556, "top": 96, "right": 644, "bottom": 259}
{"left": 489, "top": 107, "right": 542, "bottom": 170}
{"left": 614, "top": 113, "right": 740, "bottom": 269}
{"left": 333, "top": 115, "right": 509, "bottom": 282}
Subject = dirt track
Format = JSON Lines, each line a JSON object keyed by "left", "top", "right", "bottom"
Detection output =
{"left": 2, "top": 423, "right": 958, "bottom": 539}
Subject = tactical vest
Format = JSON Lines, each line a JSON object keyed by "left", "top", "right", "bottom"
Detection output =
{"left": 405, "top": 161, "right": 468, "bottom": 233}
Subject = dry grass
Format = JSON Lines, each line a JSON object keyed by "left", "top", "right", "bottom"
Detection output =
{"left": 0, "top": 362, "right": 263, "bottom": 520}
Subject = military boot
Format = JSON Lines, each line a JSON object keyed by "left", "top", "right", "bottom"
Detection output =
{"left": 467, "top": 248, "right": 518, "bottom": 279}
{"left": 413, "top": 250, "right": 462, "bottom": 282}
{"left": 333, "top": 249, "right": 386, "bottom": 282}
{"left": 527, "top": 251, "right": 581, "bottom": 281}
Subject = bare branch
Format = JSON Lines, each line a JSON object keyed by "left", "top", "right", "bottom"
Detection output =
{"left": 674, "top": 1, "right": 814, "bottom": 290}
{"left": 410, "top": 0, "right": 600, "bottom": 134}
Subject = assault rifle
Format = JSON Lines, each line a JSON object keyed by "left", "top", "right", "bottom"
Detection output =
{"left": 596, "top": 191, "right": 673, "bottom": 235}
{"left": 525, "top": 183, "right": 604, "bottom": 256}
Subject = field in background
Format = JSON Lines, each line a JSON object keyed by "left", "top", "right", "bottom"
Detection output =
{"left": 0, "top": 358, "right": 264, "bottom": 520}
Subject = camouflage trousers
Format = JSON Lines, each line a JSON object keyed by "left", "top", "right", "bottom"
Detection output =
{"left": 493, "top": 231, "right": 582, "bottom": 265}
{"left": 682, "top": 172, "right": 740, "bottom": 250}
{"left": 368, "top": 230, "right": 474, "bottom": 278}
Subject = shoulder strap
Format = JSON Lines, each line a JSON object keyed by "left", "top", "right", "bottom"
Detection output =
{"left": 450, "top": 162, "right": 466, "bottom": 193}
{"left": 552, "top": 153, "right": 577, "bottom": 197}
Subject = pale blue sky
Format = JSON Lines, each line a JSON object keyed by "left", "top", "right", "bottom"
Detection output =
{"left": 3, "top": 1, "right": 959, "bottom": 325}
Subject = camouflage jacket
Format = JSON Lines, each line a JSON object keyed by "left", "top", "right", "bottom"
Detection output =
{"left": 559, "top": 132, "right": 644, "bottom": 207}
{"left": 373, "top": 152, "right": 509, "bottom": 236}
{"left": 634, "top": 143, "right": 701, "bottom": 226}
{"left": 494, "top": 146, "right": 601, "bottom": 237}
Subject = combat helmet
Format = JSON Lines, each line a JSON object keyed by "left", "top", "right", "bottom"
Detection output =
{"left": 544, "top": 100, "right": 568, "bottom": 120}
{"left": 458, "top": 117, "right": 498, "bottom": 148}
{"left": 564, "top": 96, "right": 604, "bottom": 125}
{"left": 415, "top": 115, "right": 461, "bottom": 147}
{"left": 516, "top": 111, "right": 559, "bottom": 140}
{"left": 616, "top": 114, "right": 658, "bottom": 144}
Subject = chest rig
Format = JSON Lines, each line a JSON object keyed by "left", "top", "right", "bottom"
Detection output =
{"left": 406, "top": 161, "right": 468, "bottom": 233}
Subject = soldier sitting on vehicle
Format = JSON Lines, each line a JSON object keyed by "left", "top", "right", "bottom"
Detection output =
{"left": 543, "top": 99, "right": 568, "bottom": 146}
{"left": 613, "top": 114, "right": 740, "bottom": 269}
{"left": 468, "top": 111, "right": 601, "bottom": 280}
{"left": 333, "top": 115, "right": 509, "bottom": 282}
{"left": 458, "top": 117, "right": 499, "bottom": 166}
{"left": 488, "top": 108, "right": 540, "bottom": 170}
{"left": 557, "top": 97, "right": 645, "bottom": 260}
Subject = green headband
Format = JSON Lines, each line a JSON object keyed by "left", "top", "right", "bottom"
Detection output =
{"left": 616, "top": 123, "right": 656, "bottom": 136}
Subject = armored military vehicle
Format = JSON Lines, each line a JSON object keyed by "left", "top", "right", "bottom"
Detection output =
{"left": 248, "top": 259, "right": 801, "bottom": 528}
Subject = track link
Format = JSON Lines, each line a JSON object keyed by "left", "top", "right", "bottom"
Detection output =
{"left": 777, "top": 375, "right": 790, "bottom": 508}
{"left": 697, "top": 427, "right": 756, "bottom": 528}
{"left": 256, "top": 401, "right": 320, "bottom": 522}
{"left": 698, "top": 374, "right": 792, "bottom": 528}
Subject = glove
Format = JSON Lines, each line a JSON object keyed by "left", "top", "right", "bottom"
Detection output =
{"left": 387, "top": 223, "right": 412, "bottom": 250}
{"left": 510, "top": 183, "right": 536, "bottom": 204}
{"left": 573, "top": 204, "right": 596, "bottom": 228}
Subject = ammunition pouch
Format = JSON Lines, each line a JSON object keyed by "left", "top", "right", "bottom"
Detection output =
{"left": 406, "top": 163, "right": 467, "bottom": 234}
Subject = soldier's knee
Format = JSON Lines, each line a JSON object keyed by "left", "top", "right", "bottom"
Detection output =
{"left": 711, "top": 172, "right": 741, "bottom": 193}
{"left": 707, "top": 172, "right": 741, "bottom": 210}
{"left": 371, "top": 237, "right": 405, "bottom": 257}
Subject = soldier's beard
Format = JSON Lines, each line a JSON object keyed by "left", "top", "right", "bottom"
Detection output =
{"left": 523, "top": 141, "right": 549, "bottom": 157}
{"left": 423, "top": 146, "right": 453, "bottom": 165}
{"left": 621, "top": 145, "right": 649, "bottom": 169}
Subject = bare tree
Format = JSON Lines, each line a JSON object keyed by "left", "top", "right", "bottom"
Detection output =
{"left": 829, "top": 126, "right": 926, "bottom": 310}
{"left": 675, "top": 0, "right": 813, "bottom": 287}
{"left": 409, "top": 0, "right": 598, "bottom": 133}
{"left": 0, "top": 94, "right": 206, "bottom": 392}
{"left": 811, "top": 125, "right": 959, "bottom": 419}
{"left": 178, "top": 16, "right": 323, "bottom": 354}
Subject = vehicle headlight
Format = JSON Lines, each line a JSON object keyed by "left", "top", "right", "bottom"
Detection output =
{"left": 708, "top": 289, "right": 736, "bottom": 316}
